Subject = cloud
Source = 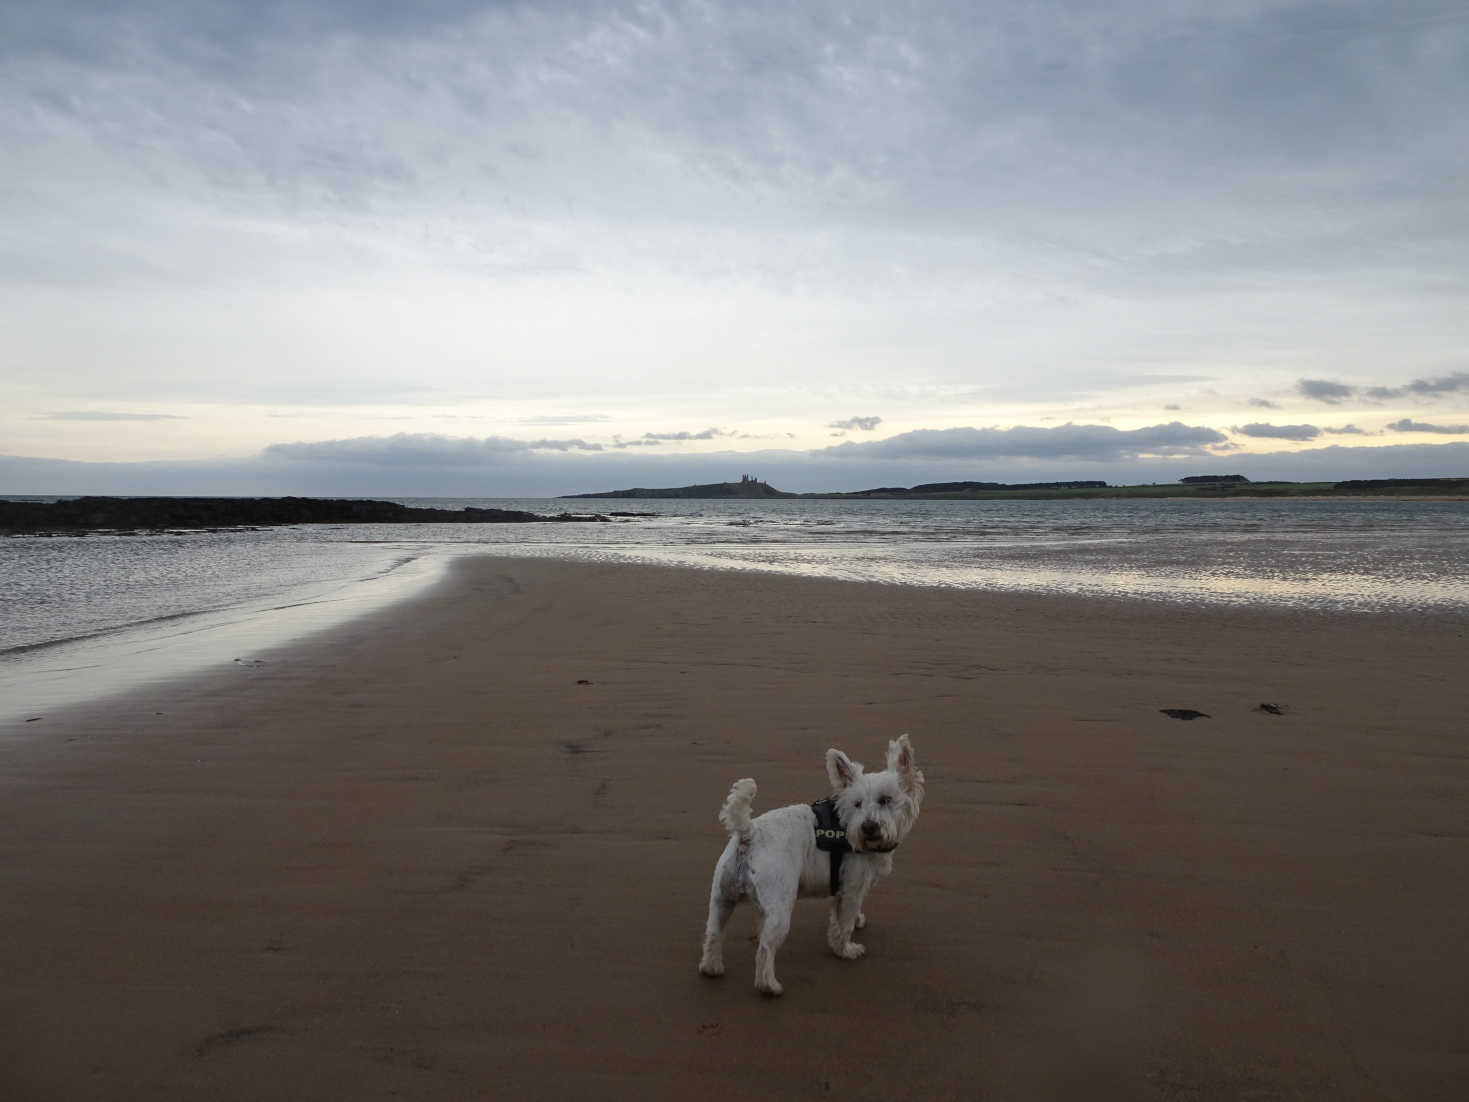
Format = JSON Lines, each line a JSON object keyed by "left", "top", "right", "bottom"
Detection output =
{"left": 1234, "top": 422, "right": 1322, "bottom": 441}
{"left": 607, "top": 429, "right": 740, "bottom": 448}
{"left": 1234, "top": 421, "right": 1370, "bottom": 441}
{"left": 1248, "top": 398, "right": 1277, "bottom": 409}
{"left": 1365, "top": 372, "right": 1469, "bottom": 401}
{"left": 1407, "top": 372, "right": 1469, "bottom": 396}
{"left": 1297, "top": 379, "right": 1354, "bottom": 404}
{"left": 1387, "top": 419, "right": 1469, "bottom": 435}
{"left": 820, "top": 422, "right": 1227, "bottom": 463}
{"left": 638, "top": 428, "right": 731, "bottom": 442}
{"left": 827, "top": 416, "right": 883, "bottom": 432}
{"left": 261, "top": 432, "right": 605, "bottom": 464}
{"left": 37, "top": 411, "right": 187, "bottom": 421}
{"left": 517, "top": 414, "right": 612, "bottom": 426}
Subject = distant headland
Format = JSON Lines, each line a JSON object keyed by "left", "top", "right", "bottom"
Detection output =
{"left": 564, "top": 474, "right": 1469, "bottom": 500}
{"left": 0, "top": 497, "right": 613, "bottom": 534}
{"left": 562, "top": 474, "right": 793, "bottom": 499}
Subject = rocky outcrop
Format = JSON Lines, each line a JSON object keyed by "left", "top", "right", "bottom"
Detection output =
{"left": 0, "top": 496, "right": 611, "bottom": 533}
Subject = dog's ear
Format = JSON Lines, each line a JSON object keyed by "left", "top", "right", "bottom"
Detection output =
{"left": 888, "top": 734, "right": 924, "bottom": 802}
{"left": 825, "top": 748, "right": 862, "bottom": 790}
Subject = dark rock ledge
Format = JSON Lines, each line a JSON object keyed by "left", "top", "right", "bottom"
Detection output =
{"left": 0, "top": 496, "right": 613, "bottom": 534}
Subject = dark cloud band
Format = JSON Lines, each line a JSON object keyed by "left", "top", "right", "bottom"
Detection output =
{"left": 1235, "top": 422, "right": 1321, "bottom": 441}
{"left": 263, "top": 432, "right": 606, "bottom": 464}
{"left": 827, "top": 416, "right": 883, "bottom": 432}
{"left": 818, "top": 422, "right": 1227, "bottom": 462}
{"left": 38, "top": 411, "right": 187, "bottom": 422}
{"left": 1297, "top": 379, "right": 1354, "bottom": 404}
{"left": 1387, "top": 419, "right": 1469, "bottom": 435}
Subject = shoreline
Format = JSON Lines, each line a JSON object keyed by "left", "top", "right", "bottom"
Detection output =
{"left": 0, "top": 548, "right": 452, "bottom": 724}
{"left": 10, "top": 550, "right": 1466, "bottom": 729}
{"left": 6, "top": 541, "right": 1466, "bottom": 726}
{"left": 2, "top": 557, "right": 1466, "bottom": 1098}
{"left": 6, "top": 495, "right": 1466, "bottom": 704}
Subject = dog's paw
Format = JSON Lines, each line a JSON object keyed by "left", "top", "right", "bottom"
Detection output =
{"left": 837, "top": 941, "right": 866, "bottom": 960}
{"left": 855, "top": 912, "right": 867, "bottom": 930}
{"left": 699, "top": 960, "right": 725, "bottom": 978}
{"left": 756, "top": 978, "right": 784, "bottom": 997}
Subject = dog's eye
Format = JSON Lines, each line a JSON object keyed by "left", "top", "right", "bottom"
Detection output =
{"left": 878, "top": 795, "right": 891, "bottom": 807}
{"left": 853, "top": 800, "right": 862, "bottom": 809}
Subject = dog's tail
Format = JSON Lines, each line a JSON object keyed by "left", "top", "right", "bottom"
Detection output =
{"left": 718, "top": 778, "right": 757, "bottom": 842}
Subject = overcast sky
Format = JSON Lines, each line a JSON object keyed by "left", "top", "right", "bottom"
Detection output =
{"left": 3, "top": 0, "right": 1468, "bottom": 495}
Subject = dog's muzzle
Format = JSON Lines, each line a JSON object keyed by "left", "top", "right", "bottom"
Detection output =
{"left": 856, "top": 820, "right": 898, "bottom": 853}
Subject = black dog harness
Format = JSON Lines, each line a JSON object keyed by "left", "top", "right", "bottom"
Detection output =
{"left": 811, "top": 797, "right": 851, "bottom": 896}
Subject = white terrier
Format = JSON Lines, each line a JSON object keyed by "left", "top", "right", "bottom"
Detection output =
{"left": 698, "top": 734, "right": 925, "bottom": 996}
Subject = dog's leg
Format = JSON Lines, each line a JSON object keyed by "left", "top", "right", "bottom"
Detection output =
{"left": 853, "top": 880, "right": 873, "bottom": 931}
{"left": 699, "top": 846, "right": 739, "bottom": 977}
{"left": 698, "top": 890, "right": 735, "bottom": 977}
{"left": 751, "top": 881, "right": 796, "bottom": 996}
{"left": 826, "top": 867, "right": 875, "bottom": 960}
{"left": 753, "top": 906, "right": 791, "bottom": 996}
{"left": 855, "top": 854, "right": 892, "bottom": 930}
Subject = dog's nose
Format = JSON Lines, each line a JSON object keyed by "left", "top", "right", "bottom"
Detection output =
{"left": 861, "top": 819, "right": 881, "bottom": 839}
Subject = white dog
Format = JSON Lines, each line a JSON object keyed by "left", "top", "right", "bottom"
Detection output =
{"left": 698, "top": 734, "right": 924, "bottom": 996}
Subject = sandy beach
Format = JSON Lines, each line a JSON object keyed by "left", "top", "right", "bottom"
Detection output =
{"left": 2, "top": 556, "right": 1466, "bottom": 1099}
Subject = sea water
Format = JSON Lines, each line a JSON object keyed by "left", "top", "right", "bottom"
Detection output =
{"left": 2, "top": 496, "right": 1466, "bottom": 719}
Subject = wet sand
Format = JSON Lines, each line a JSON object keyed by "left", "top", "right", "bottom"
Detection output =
{"left": 2, "top": 557, "right": 1466, "bottom": 1099}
